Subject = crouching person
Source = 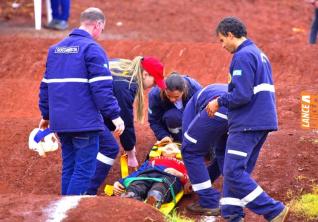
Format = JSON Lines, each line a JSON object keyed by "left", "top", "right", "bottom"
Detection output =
{"left": 113, "top": 143, "right": 191, "bottom": 208}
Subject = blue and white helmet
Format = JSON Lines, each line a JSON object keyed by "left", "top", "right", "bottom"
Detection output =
{"left": 28, "top": 128, "right": 58, "bottom": 156}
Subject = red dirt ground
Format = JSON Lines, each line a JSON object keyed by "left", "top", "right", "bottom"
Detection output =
{"left": 0, "top": 0, "right": 318, "bottom": 221}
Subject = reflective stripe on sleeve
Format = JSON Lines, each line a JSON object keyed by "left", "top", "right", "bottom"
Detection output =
{"left": 184, "top": 132, "right": 197, "bottom": 144}
{"left": 253, "top": 83, "right": 275, "bottom": 94}
{"left": 214, "top": 112, "right": 228, "bottom": 120}
{"left": 42, "top": 76, "right": 113, "bottom": 84}
{"left": 227, "top": 149, "right": 248, "bottom": 157}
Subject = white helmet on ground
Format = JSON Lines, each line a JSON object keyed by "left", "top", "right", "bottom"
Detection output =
{"left": 28, "top": 128, "right": 58, "bottom": 156}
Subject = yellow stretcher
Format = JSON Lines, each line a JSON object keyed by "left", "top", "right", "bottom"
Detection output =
{"left": 104, "top": 142, "right": 185, "bottom": 215}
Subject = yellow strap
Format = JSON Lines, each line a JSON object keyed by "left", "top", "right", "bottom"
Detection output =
{"left": 104, "top": 185, "right": 114, "bottom": 196}
{"left": 120, "top": 153, "right": 129, "bottom": 178}
{"left": 159, "top": 190, "right": 184, "bottom": 215}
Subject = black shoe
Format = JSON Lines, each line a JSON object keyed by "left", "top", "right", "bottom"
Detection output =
{"left": 187, "top": 202, "right": 220, "bottom": 216}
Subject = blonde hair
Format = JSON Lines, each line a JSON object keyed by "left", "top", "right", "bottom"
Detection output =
{"left": 110, "top": 56, "right": 145, "bottom": 123}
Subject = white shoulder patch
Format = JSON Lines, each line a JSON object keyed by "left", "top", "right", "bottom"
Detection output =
{"left": 233, "top": 70, "right": 242, "bottom": 76}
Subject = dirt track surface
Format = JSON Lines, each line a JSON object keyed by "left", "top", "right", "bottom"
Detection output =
{"left": 0, "top": 0, "right": 318, "bottom": 221}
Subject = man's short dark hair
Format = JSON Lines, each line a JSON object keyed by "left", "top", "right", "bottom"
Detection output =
{"left": 216, "top": 17, "right": 247, "bottom": 38}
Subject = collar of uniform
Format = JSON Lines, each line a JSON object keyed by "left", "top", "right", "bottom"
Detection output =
{"left": 69, "top": 29, "right": 93, "bottom": 39}
{"left": 235, "top": 39, "right": 253, "bottom": 53}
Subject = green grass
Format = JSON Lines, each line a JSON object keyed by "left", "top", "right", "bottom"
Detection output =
{"left": 290, "top": 185, "right": 318, "bottom": 221}
{"left": 165, "top": 210, "right": 195, "bottom": 222}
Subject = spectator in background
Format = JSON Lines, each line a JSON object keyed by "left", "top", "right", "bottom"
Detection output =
{"left": 46, "top": 0, "right": 70, "bottom": 30}
{"left": 306, "top": 0, "right": 318, "bottom": 44}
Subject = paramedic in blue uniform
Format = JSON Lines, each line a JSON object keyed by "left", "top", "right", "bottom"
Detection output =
{"left": 38, "top": 7, "right": 125, "bottom": 195}
{"left": 87, "top": 56, "right": 166, "bottom": 195}
{"left": 182, "top": 84, "right": 228, "bottom": 216}
{"left": 148, "top": 72, "right": 202, "bottom": 143}
{"left": 206, "top": 17, "right": 288, "bottom": 222}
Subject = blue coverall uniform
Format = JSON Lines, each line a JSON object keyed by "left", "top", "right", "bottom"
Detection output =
{"left": 87, "top": 59, "right": 139, "bottom": 194}
{"left": 217, "top": 39, "right": 284, "bottom": 221}
{"left": 148, "top": 76, "right": 202, "bottom": 142}
{"left": 39, "top": 29, "right": 121, "bottom": 195}
{"left": 182, "top": 84, "right": 228, "bottom": 209}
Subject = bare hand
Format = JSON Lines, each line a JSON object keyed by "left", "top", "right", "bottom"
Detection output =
{"left": 112, "top": 117, "right": 125, "bottom": 135}
{"left": 126, "top": 147, "right": 139, "bottom": 168}
{"left": 155, "top": 136, "right": 173, "bottom": 146}
{"left": 39, "top": 118, "right": 49, "bottom": 129}
{"left": 113, "top": 181, "right": 125, "bottom": 196}
{"left": 206, "top": 98, "right": 219, "bottom": 117}
{"left": 183, "top": 181, "right": 193, "bottom": 195}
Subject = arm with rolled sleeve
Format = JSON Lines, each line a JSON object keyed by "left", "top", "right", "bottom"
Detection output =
{"left": 148, "top": 89, "right": 170, "bottom": 140}
{"left": 85, "top": 44, "right": 121, "bottom": 120}
{"left": 218, "top": 54, "right": 255, "bottom": 109}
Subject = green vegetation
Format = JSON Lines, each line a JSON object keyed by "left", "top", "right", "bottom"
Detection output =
{"left": 290, "top": 185, "right": 318, "bottom": 221}
{"left": 165, "top": 210, "right": 195, "bottom": 222}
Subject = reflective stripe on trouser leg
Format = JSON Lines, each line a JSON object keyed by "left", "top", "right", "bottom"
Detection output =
{"left": 86, "top": 129, "right": 119, "bottom": 195}
{"left": 221, "top": 131, "right": 284, "bottom": 220}
{"left": 182, "top": 108, "right": 228, "bottom": 208}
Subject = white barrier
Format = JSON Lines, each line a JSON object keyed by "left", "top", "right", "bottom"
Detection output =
{"left": 33, "top": 0, "right": 52, "bottom": 30}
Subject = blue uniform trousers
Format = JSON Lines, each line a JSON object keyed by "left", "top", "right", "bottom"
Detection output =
{"left": 86, "top": 128, "right": 119, "bottom": 195}
{"left": 58, "top": 131, "right": 99, "bottom": 195}
{"left": 162, "top": 108, "right": 183, "bottom": 142}
{"left": 50, "top": 0, "right": 70, "bottom": 21}
{"left": 221, "top": 131, "right": 284, "bottom": 222}
{"left": 182, "top": 103, "right": 228, "bottom": 208}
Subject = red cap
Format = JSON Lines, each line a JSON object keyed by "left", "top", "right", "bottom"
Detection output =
{"left": 141, "top": 56, "right": 166, "bottom": 89}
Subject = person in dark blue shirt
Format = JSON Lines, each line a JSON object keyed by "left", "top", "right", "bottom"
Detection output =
{"left": 206, "top": 17, "right": 288, "bottom": 222}
{"left": 182, "top": 84, "right": 228, "bottom": 216}
{"left": 87, "top": 56, "right": 166, "bottom": 195}
{"left": 148, "top": 72, "right": 202, "bottom": 143}
{"left": 38, "top": 7, "right": 125, "bottom": 195}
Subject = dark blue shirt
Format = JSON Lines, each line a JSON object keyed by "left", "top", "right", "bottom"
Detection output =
{"left": 39, "top": 29, "right": 120, "bottom": 132}
{"left": 218, "top": 39, "right": 278, "bottom": 132}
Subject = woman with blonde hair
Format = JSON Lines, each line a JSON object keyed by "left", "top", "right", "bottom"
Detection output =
{"left": 87, "top": 56, "right": 166, "bottom": 195}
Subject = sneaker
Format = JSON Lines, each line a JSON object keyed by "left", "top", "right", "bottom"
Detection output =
{"left": 187, "top": 202, "right": 220, "bottom": 216}
{"left": 45, "top": 19, "right": 59, "bottom": 29}
{"left": 270, "top": 206, "right": 289, "bottom": 222}
{"left": 54, "top": 20, "right": 68, "bottom": 30}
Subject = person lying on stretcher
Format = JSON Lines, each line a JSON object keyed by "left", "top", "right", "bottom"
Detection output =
{"left": 113, "top": 142, "right": 192, "bottom": 208}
